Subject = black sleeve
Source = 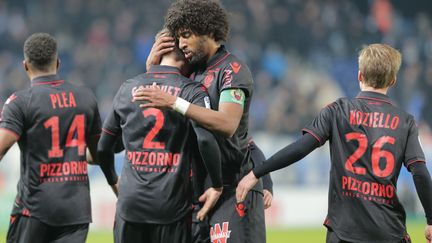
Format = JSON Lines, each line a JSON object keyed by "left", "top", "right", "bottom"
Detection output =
{"left": 0, "top": 92, "right": 26, "bottom": 138}
{"left": 97, "top": 132, "right": 118, "bottom": 185}
{"left": 250, "top": 141, "right": 273, "bottom": 194}
{"left": 409, "top": 162, "right": 432, "bottom": 225}
{"left": 192, "top": 122, "right": 222, "bottom": 188}
{"left": 253, "top": 133, "right": 320, "bottom": 178}
{"left": 302, "top": 103, "right": 336, "bottom": 146}
{"left": 87, "top": 91, "right": 102, "bottom": 137}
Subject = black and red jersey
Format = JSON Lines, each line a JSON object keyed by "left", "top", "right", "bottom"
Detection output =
{"left": 0, "top": 74, "right": 101, "bottom": 226}
{"left": 303, "top": 91, "right": 425, "bottom": 242}
{"left": 192, "top": 45, "right": 254, "bottom": 185}
{"left": 102, "top": 65, "right": 210, "bottom": 224}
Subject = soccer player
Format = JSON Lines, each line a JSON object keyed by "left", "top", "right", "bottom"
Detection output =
{"left": 0, "top": 33, "right": 101, "bottom": 243}
{"left": 133, "top": 1, "right": 267, "bottom": 242}
{"left": 236, "top": 43, "right": 432, "bottom": 243}
{"left": 97, "top": 29, "right": 223, "bottom": 243}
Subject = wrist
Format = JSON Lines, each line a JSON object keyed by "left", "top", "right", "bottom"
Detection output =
{"left": 172, "top": 97, "right": 190, "bottom": 115}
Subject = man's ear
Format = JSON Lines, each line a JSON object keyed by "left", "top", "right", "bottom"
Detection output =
{"left": 389, "top": 78, "right": 396, "bottom": 87}
{"left": 56, "top": 58, "right": 60, "bottom": 70}
{"left": 358, "top": 70, "right": 363, "bottom": 82}
{"left": 23, "top": 60, "right": 29, "bottom": 71}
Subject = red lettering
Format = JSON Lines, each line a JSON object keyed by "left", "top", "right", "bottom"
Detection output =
{"left": 378, "top": 113, "right": 384, "bottom": 127}
{"left": 173, "top": 153, "right": 180, "bottom": 166}
{"left": 61, "top": 92, "right": 69, "bottom": 107}
{"left": 363, "top": 112, "right": 369, "bottom": 126}
{"left": 349, "top": 110, "right": 356, "bottom": 125}
{"left": 157, "top": 152, "right": 164, "bottom": 166}
{"left": 63, "top": 163, "right": 70, "bottom": 175}
{"left": 40, "top": 164, "right": 48, "bottom": 177}
{"left": 371, "top": 183, "right": 379, "bottom": 196}
{"left": 386, "top": 185, "right": 394, "bottom": 198}
{"left": 69, "top": 92, "right": 76, "bottom": 107}
{"left": 165, "top": 152, "right": 173, "bottom": 166}
{"left": 141, "top": 152, "right": 148, "bottom": 165}
{"left": 56, "top": 94, "right": 63, "bottom": 108}
{"left": 71, "top": 162, "right": 78, "bottom": 174}
{"left": 384, "top": 114, "right": 391, "bottom": 128}
{"left": 390, "top": 116, "right": 399, "bottom": 130}
{"left": 373, "top": 112, "right": 379, "bottom": 127}
{"left": 362, "top": 182, "right": 370, "bottom": 195}
{"left": 149, "top": 152, "right": 156, "bottom": 165}
{"left": 342, "top": 176, "right": 348, "bottom": 189}
{"left": 136, "top": 152, "right": 142, "bottom": 165}
{"left": 379, "top": 184, "right": 385, "bottom": 197}
{"left": 50, "top": 94, "right": 57, "bottom": 109}
{"left": 356, "top": 111, "right": 362, "bottom": 125}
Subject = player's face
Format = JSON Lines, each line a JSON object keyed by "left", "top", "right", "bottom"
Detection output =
{"left": 177, "top": 30, "right": 209, "bottom": 67}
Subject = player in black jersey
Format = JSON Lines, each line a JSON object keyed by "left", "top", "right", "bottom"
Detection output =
{"left": 236, "top": 43, "right": 432, "bottom": 243}
{"left": 0, "top": 33, "right": 101, "bottom": 243}
{"left": 133, "top": 1, "right": 268, "bottom": 242}
{"left": 97, "top": 29, "right": 223, "bottom": 243}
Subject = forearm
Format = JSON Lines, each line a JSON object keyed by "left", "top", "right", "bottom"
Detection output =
{"left": 253, "top": 133, "right": 319, "bottom": 178}
{"left": 97, "top": 134, "right": 118, "bottom": 185}
{"left": 194, "top": 123, "right": 223, "bottom": 188}
{"left": 410, "top": 162, "right": 432, "bottom": 225}
{"left": 262, "top": 174, "right": 273, "bottom": 193}
{"left": 186, "top": 104, "right": 237, "bottom": 137}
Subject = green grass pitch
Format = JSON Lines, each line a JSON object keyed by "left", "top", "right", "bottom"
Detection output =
{"left": 0, "top": 220, "right": 426, "bottom": 242}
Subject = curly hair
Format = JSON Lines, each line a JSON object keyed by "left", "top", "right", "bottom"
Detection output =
{"left": 164, "top": 0, "right": 229, "bottom": 42}
{"left": 23, "top": 33, "right": 57, "bottom": 71}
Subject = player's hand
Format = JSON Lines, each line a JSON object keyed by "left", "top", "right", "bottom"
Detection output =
{"left": 263, "top": 189, "right": 273, "bottom": 209}
{"left": 236, "top": 171, "right": 259, "bottom": 203}
{"left": 146, "top": 31, "right": 175, "bottom": 71}
{"left": 197, "top": 187, "right": 223, "bottom": 221}
{"left": 425, "top": 225, "right": 432, "bottom": 243}
{"left": 132, "top": 84, "right": 176, "bottom": 109}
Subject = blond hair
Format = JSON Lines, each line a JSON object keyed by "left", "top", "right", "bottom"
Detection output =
{"left": 358, "top": 44, "right": 402, "bottom": 89}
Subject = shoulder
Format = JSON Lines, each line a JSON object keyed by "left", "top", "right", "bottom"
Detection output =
{"left": 221, "top": 53, "right": 252, "bottom": 77}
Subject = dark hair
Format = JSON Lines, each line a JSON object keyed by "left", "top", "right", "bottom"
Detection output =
{"left": 23, "top": 33, "right": 57, "bottom": 71}
{"left": 165, "top": 0, "right": 229, "bottom": 42}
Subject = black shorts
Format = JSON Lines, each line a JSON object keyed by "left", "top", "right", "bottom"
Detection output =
{"left": 114, "top": 213, "right": 191, "bottom": 243}
{"left": 191, "top": 204, "right": 210, "bottom": 243}
{"left": 7, "top": 215, "right": 88, "bottom": 243}
{"left": 208, "top": 189, "right": 266, "bottom": 243}
{"left": 326, "top": 228, "right": 411, "bottom": 243}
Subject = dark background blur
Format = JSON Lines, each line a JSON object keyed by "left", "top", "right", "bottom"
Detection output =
{"left": 1, "top": 0, "right": 432, "bottom": 136}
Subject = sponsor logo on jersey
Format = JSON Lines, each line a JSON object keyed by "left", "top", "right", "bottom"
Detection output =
{"left": 210, "top": 222, "right": 231, "bottom": 243}
{"left": 230, "top": 62, "right": 241, "bottom": 74}
{"left": 204, "top": 72, "right": 215, "bottom": 88}
{"left": 235, "top": 202, "right": 245, "bottom": 217}
{"left": 222, "top": 70, "right": 233, "bottom": 87}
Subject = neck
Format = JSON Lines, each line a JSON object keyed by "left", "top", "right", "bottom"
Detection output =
{"left": 206, "top": 39, "right": 220, "bottom": 63}
{"left": 160, "top": 58, "right": 183, "bottom": 70}
{"left": 28, "top": 70, "right": 57, "bottom": 81}
{"left": 360, "top": 86, "right": 388, "bottom": 95}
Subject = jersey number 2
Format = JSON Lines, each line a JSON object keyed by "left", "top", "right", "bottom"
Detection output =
{"left": 44, "top": 114, "right": 85, "bottom": 158}
{"left": 142, "top": 108, "right": 165, "bottom": 149}
{"left": 345, "top": 132, "right": 395, "bottom": 177}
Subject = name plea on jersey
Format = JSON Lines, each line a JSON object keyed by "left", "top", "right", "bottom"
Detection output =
{"left": 349, "top": 110, "right": 399, "bottom": 130}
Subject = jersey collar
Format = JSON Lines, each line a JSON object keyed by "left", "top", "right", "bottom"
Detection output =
{"left": 31, "top": 74, "right": 64, "bottom": 86}
{"left": 147, "top": 65, "right": 181, "bottom": 75}
{"left": 356, "top": 91, "right": 395, "bottom": 106}
{"left": 206, "top": 45, "right": 230, "bottom": 70}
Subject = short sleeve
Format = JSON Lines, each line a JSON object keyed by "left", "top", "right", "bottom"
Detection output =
{"left": 302, "top": 103, "right": 335, "bottom": 146}
{"left": 185, "top": 83, "right": 211, "bottom": 109}
{"left": 404, "top": 118, "right": 426, "bottom": 168}
{"left": 88, "top": 92, "right": 102, "bottom": 137}
{"left": 220, "top": 61, "right": 253, "bottom": 97}
{"left": 101, "top": 88, "right": 123, "bottom": 137}
{"left": 0, "top": 92, "right": 26, "bottom": 138}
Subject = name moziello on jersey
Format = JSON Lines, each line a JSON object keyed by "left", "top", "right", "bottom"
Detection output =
{"left": 349, "top": 110, "right": 399, "bottom": 130}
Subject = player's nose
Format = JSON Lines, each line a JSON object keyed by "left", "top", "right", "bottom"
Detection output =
{"left": 179, "top": 37, "right": 187, "bottom": 50}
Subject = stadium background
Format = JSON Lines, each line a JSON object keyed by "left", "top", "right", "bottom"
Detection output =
{"left": 0, "top": 0, "right": 432, "bottom": 242}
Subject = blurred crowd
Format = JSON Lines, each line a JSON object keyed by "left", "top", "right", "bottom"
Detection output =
{"left": 1, "top": 0, "right": 432, "bottom": 136}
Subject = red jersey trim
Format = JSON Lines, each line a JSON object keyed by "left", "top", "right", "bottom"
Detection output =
{"left": 147, "top": 71, "right": 181, "bottom": 75}
{"left": 0, "top": 127, "right": 20, "bottom": 140}
{"left": 356, "top": 96, "right": 394, "bottom": 106}
{"left": 102, "top": 128, "right": 116, "bottom": 136}
{"left": 302, "top": 128, "right": 322, "bottom": 145}
{"left": 31, "top": 80, "right": 64, "bottom": 86}
{"left": 207, "top": 53, "right": 230, "bottom": 70}
{"left": 406, "top": 159, "right": 426, "bottom": 167}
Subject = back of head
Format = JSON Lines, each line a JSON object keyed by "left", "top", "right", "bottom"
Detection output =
{"left": 23, "top": 33, "right": 57, "bottom": 72}
{"left": 156, "top": 28, "right": 185, "bottom": 62}
{"left": 358, "top": 43, "right": 401, "bottom": 89}
{"left": 164, "top": 0, "right": 229, "bottom": 42}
